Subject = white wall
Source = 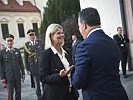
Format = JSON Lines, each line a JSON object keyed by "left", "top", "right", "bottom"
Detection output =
{"left": 79, "top": 0, "right": 122, "bottom": 38}
{"left": 35, "top": 0, "right": 48, "bottom": 18}
{"left": 0, "top": 12, "right": 41, "bottom": 48}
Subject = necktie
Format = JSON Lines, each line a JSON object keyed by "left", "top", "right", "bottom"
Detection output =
{"left": 33, "top": 41, "right": 35, "bottom": 46}
{"left": 31, "top": 41, "right": 34, "bottom": 46}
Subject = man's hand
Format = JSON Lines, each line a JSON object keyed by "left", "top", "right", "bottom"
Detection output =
{"left": 22, "top": 75, "right": 25, "bottom": 82}
{"left": 27, "top": 71, "right": 31, "bottom": 75}
{"left": 1, "top": 79, "right": 6, "bottom": 84}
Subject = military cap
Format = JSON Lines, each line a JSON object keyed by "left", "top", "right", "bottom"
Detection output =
{"left": 4, "top": 34, "right": 14, "bottom": 41}
{"left": 27, "top": 29, "right": 35, "bottom": 35}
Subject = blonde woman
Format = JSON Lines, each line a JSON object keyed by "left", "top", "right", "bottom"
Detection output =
{"left": 39, "top": 24, "right": 78, "bottom": 100}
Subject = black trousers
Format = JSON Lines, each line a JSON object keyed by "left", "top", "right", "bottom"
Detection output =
{"left": 121, "top": 52, "right": 128, "bottom": 75}
{"left": 30, "top": 74, "right": 35, "bottom": 88}
{"left": 7, "top": 80, "right": 21, "bottom": 100}
{"left": 33, "top": 75, "right": 42, "bottom": 100}
{"left": 63, "top": 87, "right": 78, "bottom": 100}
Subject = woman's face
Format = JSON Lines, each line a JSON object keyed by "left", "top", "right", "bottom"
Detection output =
{"left": 51, "top": 28, "right": 65, "bottom": 46}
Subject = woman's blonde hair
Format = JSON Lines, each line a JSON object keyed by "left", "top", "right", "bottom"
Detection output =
{"left": 45, "top": 23, "right": 63, "bottom": 50}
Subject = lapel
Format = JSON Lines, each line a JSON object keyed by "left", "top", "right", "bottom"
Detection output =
{"left": 49, "top": 48, "right": 72, "bottom": 69}
{"left": 27, "top": 41, "right": 32, "bottom": 46}
{"left": 54, "top": 54, "right": 64, "bottom": 69}
{"left": 117, "top": 34, "right": 123, "bottom": 40}
{"left": 35, "top": 40, "right": 39, "bottom": 45}
{"left": 65, "top": 52, "right": 72, "bottom": 66}
{"left": 27, "top": 41, "right": 35, "bottom": 51}
{"left": 33, "top": 40, "right": 40, "bottom": 49}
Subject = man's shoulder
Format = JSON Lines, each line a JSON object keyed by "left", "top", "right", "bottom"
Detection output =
{"left": 113, "top": 34, "right": 118, "bottom": 37}
{"left": 36, "top": 39, "right": 43, "bottom": 42}
{"left": 77, "top": 39, "right": 91, "bottom": 49}
{"left": 24, "top": 41, "right": 30, "bottom": 45}
{"left": 76, "top": 40, "right": 81, "bottom": 43}
{"left": 36, "top": 39, "right": 44, "bottom": 45}
{"left": 0, "top": 48, "right": 6, "bottom": 53}
{"left": 13, "top": 48, "right": 20, "bottom": 51}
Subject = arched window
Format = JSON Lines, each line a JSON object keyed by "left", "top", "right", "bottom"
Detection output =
{"left": 0, "top": 18, "right": 9, "bottom": 39}
{"left": 16, "top": 18, "right": 25, "bottom": 37}
{"left": 31, "top": 17, "right": 39, "bottom": 35}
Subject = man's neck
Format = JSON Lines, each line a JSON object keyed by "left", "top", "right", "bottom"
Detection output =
{"left": 7, "top": 46, "right": 12, "bottom": 49}
{"left": 86, "top": 25, "right": 101, "bottom": 38}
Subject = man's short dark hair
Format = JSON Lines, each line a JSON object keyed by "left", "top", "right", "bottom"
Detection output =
{"left": 72, "top": 34, "right": 78, "bottom": 37}
{"left": 117, "top": 27, "right": 122, "bottom": 31}
{"left": 79, "top": 7, "right": 101, "bottom": 26}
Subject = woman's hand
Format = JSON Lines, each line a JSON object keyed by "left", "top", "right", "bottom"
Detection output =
{"left": 59, "top": 65, "right": 74, "bottom": 77}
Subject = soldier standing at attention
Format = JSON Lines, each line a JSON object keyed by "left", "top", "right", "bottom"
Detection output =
{"left": 23, "top": 29, "right": 44, "bottom": 100}
{"left": 0, "top": 34, "right": 25, "bottom": 100}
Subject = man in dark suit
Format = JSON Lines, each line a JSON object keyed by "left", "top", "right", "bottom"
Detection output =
{"left": 0, "top": 34, "right": 25, "bottom": 100}
{"left": 71, "top": 34, "right": 80, "bottom": 64}
{"left": 71, "top": 34, "right": 82, "bottom": 100}
{"left": 113, "top": 27, "right": 129, "bottom": 78}
{"left": 0, "top": 44, "right": 6, "bottom": 88}
{"left": 23, "top": 29, "right": 44, "bottom": 100}
{"left": 72, "top": 7, "right": 129, "bottom": 100}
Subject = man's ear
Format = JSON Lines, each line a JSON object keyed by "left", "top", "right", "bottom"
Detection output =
{"left": 82, "top": 22, "right": 87, "bottom": 30}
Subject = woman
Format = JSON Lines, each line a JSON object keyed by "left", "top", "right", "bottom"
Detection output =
{"left": 39, "top": 24, "right": 78, "bottom": 100}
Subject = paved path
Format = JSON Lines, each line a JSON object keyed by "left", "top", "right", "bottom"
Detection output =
{"left": 0, "top": 71, "right": 133, "bottom": 100}
{"left": 0, "top": 75, "right": 38, "bottom": 100}
{"left": 120, "top": 71, "right": 133, "bottom": 100}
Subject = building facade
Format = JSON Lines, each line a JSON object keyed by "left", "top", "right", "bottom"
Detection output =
{"left": 0, "top": 0, "right": 41, "bottom": 48}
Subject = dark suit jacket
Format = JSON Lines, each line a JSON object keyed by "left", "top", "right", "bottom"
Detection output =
{"left": 113, "top": 34, "right": 129, "bottom": 54}
{"left": 24, "top": 39, "right": 44, "bottom": 75}
{"left": 0, "top": 48, "right": 25, "bottom": 81}
{"left": 72, "top": 29, "right": 129, "bottom": 100}
{"left": 72, "top": 40, "right": 80, "bottom": 64}
{"left": 39, "top": 48, "right": 77, "bottom": 100}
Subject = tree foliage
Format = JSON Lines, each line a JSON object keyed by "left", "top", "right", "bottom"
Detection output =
{"left": 40, "top": 0, "right": 80, "bottom": 33}
{"left": 40, "top": 0, "right": 81, "bottom": 48}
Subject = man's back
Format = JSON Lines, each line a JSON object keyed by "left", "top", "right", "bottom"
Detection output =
{"left": 72, "top": 30, "right": 128, "bottom": 100}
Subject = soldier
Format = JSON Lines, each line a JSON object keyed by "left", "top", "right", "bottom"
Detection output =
{"left": 0, "top": 34, "right": 25, "bottom": 100}
{"left": 23, "top": 29, "right": 44, "bottom": 100}
{"left": 0, "top": 44, "right": 6, "bottom": 88}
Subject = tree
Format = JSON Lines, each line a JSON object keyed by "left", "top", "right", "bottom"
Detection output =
{"left": 61, "top": 17, "right": 83, "bottom": 49}
{"left": 40, "top": 0, "right": 81, "bottom": 48}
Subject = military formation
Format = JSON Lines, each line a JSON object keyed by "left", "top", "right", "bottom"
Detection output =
{"left": 0, "top": 29, "right": 44, "bottom": 100}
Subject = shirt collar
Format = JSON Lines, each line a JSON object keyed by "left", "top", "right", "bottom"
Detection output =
{"left": 6, "top": 47, "right": 14, "bottom": 51}
{"left": 30, "top": 40, "right": 35, "bottom": 43}
{"left": 73, "top": 39, "right": 77, "bottom": 43}
{"left": 51, "top": 46, "right": 67, "bottom": 55}
{"left": 87, "top": 28, "right": 102, "bottom": 37}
